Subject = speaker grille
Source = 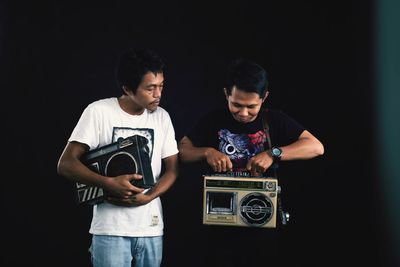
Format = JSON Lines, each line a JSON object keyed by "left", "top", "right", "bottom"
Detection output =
{"left": 239, "top": 192, "right": 273, "bottom": 226}
{"left": 105, "top": 152, "right": 138, "bottom": 176}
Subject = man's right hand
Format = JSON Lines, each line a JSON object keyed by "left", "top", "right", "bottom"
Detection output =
{"left": 205, "top": 148, "right": 233, "bottom": 173}
{"left": 104, "top": 174, "right": 144, "bottom": 198}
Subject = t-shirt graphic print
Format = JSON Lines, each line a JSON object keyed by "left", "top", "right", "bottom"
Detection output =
{"left": 218, "top": 129, "right": 267, "bottom": 172}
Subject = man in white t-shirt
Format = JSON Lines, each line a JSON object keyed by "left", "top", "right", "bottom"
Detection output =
{"left": 57, "top": 48, "right": 179, "bottom": 267}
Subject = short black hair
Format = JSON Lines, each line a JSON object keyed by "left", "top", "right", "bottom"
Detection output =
{"left": 116, "top": 48, "right": 165, "bottom": 94}
{"left": 225, "top": 58, "right": 269, "bottom": 98}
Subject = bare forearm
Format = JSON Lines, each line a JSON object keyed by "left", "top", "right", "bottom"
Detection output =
{"left": 146, "top": 170, "right": 177, "bottom": 199}
{"left": 57, "top": 142, "right": 111, "bottom": 188}
{"left": 57, "top": 157, "right": 110, "bottom": 188}
{"left": 178, "top": 136, "right": 214, "bottom": 163}
{"left": 179, "top": 146, "right": 213, "bottom": 162}
{"left": 146, "top": 154, "right": 179, "bottom": 200}
{"left": 280, "top": 131, "right": 324, "bottom": 161}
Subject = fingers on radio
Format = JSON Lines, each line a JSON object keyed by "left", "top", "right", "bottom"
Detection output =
{"left": 213, "top": 158, "right": 233, "bottom": 172}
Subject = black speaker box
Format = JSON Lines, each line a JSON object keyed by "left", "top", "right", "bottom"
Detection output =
{"left": 75, "top": 135, "right": 155, "bottom": 205}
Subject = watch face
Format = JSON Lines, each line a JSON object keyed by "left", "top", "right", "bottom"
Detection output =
{"left": 272, "top": 147, "right": 282, "bottom": 157}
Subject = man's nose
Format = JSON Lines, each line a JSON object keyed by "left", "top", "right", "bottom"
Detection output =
{"left": 153, "top": 87, "right": 162, "bottom": 98}
{"left": 238, "top": 107, "right": 248, "bottom": 116}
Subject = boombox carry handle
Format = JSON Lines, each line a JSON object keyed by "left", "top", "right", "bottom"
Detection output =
{"left": 262, "top": 109, "right": 289, "bottom": 227}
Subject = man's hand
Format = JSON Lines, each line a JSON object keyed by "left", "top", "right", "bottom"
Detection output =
{"left": 104, "top": 174, "right": 152, "bottom": 207}
{"left": 246, "top": 151, "right": 273, "bottom": 176}
{"left": 205, "top": 148, "right": 233, "bottom": 172}
{"left": 106, "top": 191, "right": 152, "bottom": 207}
{"left": 104, "top": 173, "right": 144, "bottom": 198}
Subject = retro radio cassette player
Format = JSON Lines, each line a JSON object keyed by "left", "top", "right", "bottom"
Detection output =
{"left": 203, "top": 174, "right": 279, "bottom": 228}
{"left": 75, "top": 135, "right": 155, "bottom": 205}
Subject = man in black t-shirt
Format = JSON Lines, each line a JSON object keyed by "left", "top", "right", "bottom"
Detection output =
{"left": 183, "top": 108, "right": 309, "bottom": 177}
{"left": 178, "top": 58, "right": 324, "bottom": 267}
{"left": 179, "top": 58, "right": 324, "bottom": 176}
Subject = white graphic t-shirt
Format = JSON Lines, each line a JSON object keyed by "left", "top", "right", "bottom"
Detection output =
{"left": 68, "top": 97, "right": 178, "bottom": 237}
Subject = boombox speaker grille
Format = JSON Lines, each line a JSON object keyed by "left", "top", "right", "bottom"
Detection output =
{"left": 105, "top": 152, "right": 137, "bottom": 177}
{"left": 239, "top": 192, "right": 273, "bottom": 226}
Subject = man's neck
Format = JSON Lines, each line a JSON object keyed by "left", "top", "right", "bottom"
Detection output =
{"left": 118, "top": 95, "right": 145, "bottom": 115}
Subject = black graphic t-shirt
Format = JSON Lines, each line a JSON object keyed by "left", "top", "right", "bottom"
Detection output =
{"left": 186, "top": 108, "right": 305, "bottom": 175}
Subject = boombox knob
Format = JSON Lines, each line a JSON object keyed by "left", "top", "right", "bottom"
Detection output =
{"left": 285, "top": 212, "right": 290, "bottom": 222}
{"left": 280, "top": 211, "right": 290, "bottom": 226}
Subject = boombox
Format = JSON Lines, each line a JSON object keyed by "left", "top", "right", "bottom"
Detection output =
{"left": 203, "top": 174, "right": 279, "bottom": 228}
{"left": 75, "top": 135, "right": 155, "bottom": 205}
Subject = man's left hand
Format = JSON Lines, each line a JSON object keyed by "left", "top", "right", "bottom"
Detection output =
{"left": 106, "top": 192, "right": 152, "bottom": 207}
{"left": 246, "top": 151, "right": 273, "bottom": 175}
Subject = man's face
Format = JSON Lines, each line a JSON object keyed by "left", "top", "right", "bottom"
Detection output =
{"left": 225, "top": 86, "right": 267, "bottom": 123}
{"left": 127, "top": 72, "right": 164, "bottom": 112}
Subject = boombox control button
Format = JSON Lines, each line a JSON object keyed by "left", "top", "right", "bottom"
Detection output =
{"left": 265, "top": 181, "right": 276, "bottom": 191}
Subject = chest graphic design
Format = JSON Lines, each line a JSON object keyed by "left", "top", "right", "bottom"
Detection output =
{"left": 218, "top": 129, "right": 267, "bottom": 171}
{"left": 112, "top": 127, "right": 154, "bottom": 159}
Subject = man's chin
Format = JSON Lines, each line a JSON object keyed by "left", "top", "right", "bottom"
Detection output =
{"left": 235, "top": 117, "right": 251, "bottom": 123}
{"left": 147, "top": 106, "right": 158, "bottom": 113}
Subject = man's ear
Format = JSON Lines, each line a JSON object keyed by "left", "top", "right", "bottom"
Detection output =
{"left": 122, "top": 85, "right": 132, "bottom": 95}
{"left": 262, "top": 91, "right": 269, "bottom": 103}
{"left": 223, "top": 88, "right": 228, "bottom": 99}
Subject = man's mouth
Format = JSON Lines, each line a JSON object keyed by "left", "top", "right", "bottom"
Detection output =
{"left": 236, "top": 115, "right": 250, "bottom": 122}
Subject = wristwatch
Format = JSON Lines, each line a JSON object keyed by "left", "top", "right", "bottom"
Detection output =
{"left": 270, "top": 147, "right": 282, "bottom": 162}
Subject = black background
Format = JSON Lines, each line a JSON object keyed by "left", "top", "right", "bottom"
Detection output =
{"left": 2, "top": 0, "right": 391, "bottom": 266}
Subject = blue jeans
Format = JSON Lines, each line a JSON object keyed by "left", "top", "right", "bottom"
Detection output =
{"left": 90, "top": 235, "right": 163, "bottom": 267}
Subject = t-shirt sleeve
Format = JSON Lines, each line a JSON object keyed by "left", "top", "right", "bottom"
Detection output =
{"left": 161, "top": 111, "right": 179, "bottom": 159}
{"left": 68, "top": 103, "right": 100, "bottom": 150}
{"left": 185, "top": 111, "right": 215, "bottom": 147}
{"left": 270, "top": 109, "right": 306, "bottom": 146}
